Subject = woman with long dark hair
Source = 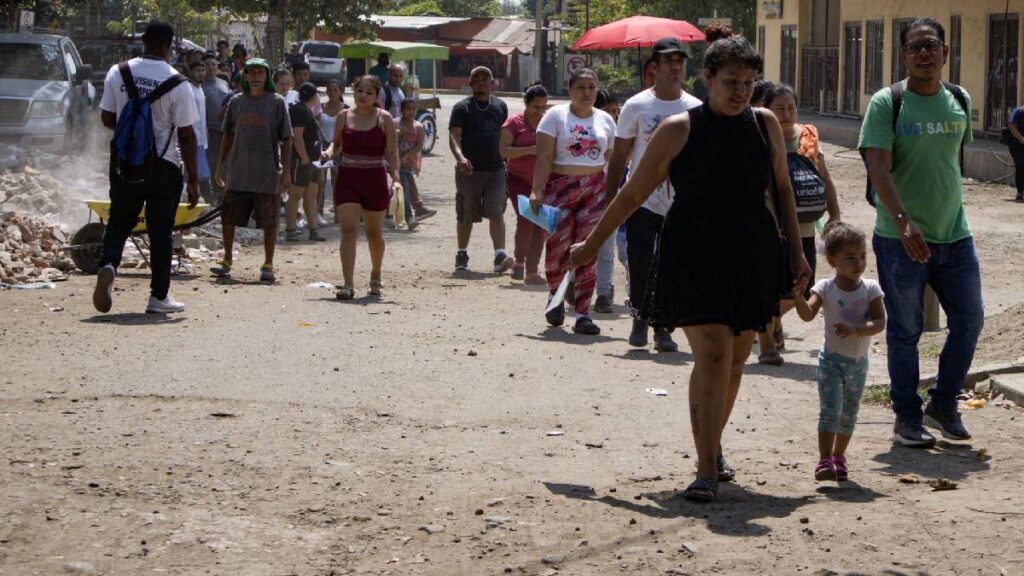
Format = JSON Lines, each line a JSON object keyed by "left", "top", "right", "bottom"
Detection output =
{"left": 570, "top": 33, "right": 809, "bottom": 501}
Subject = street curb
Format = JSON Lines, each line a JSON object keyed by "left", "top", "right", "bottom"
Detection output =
{"left": 990, "top": 374, "right": 1024, "bottom": 406}
{"left": 864, "top": 362, "right": 1024, "bottom": 393}
{"left": 921, "top": 362, "right": 1024, "bottom": 391}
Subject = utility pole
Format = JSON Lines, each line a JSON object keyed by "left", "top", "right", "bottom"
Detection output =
{"left": 535, "top": 0, "right": 543, "bottom": 84}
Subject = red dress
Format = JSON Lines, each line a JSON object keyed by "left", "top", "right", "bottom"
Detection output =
{"left": 334, "top": 110, "right": 389, "bottom": 212}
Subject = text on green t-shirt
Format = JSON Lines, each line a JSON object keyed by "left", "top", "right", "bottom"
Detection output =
{"left": 857, "top": 81, "right": 973, "bottom": 244}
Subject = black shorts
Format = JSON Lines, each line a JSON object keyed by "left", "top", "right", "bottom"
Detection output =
{"left": 291, "top": 158, "right": 313, "bottom": 187}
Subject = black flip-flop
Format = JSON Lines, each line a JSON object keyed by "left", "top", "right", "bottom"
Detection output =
{"left": 683, "top": 476, "right": 718, "bottom": 503}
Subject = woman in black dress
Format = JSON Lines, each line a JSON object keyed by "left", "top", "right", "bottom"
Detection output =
{"left": 570, "top": 34, "right": 809, "bottom": 502}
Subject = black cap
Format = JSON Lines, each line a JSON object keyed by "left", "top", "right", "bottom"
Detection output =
{"left": 298, "top": 82, "right": 319, "bottom": 103}
{"left": 141, "top": 20, "right": 175, "bottom": 44}
{"left": 651, "top": 36, "right": 690, "bottom": 58}
{"left": 202, "top": 51, "right": 219, "bottom": 61}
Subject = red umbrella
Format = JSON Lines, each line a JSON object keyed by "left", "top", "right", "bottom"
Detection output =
{"left": 571, "top": 15, "right": 706, "bottom": 51}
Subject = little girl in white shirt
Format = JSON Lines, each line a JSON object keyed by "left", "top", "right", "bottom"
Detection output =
{"left": 794, "top": 222, "right": 886, "bottom": 482}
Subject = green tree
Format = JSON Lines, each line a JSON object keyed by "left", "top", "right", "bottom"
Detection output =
{"left": 393, "top": 0, "right": 501, "bottom": 18}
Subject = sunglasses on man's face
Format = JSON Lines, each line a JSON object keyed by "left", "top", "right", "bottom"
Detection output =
{"left": 904, "top": 38, "right": 944, "bottom": 54}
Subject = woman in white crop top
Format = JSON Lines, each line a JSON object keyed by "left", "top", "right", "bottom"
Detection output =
{"left": 528, "top": 68, "right": 616, "bottom": 336}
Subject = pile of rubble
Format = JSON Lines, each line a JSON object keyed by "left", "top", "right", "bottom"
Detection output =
{"left": 0, "top": 143, "right": 107, "bottom": 227}
{"left": 0, "top": 212, "right": 73, "bottom": 285}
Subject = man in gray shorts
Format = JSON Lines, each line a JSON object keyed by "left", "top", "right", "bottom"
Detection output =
{"left": 448, "top": 66, "right": 515, "bottom": 273}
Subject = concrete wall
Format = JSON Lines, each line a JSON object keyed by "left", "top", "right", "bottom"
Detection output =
{"left": 758, "top": 0, "right": 1024, "bottom": 132}
{"left": 758, "top": 0, "right": 803, "bottom": 85}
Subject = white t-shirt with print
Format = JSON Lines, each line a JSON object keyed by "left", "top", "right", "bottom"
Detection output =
{"left": 616, "top": 89, "right": 702, "bottom": 216}
{"left": 100, "top": 57, "right": 199, "bottom": 166}
{"left": 191, "top": 84, "right": 207, "bottom": 148}
{"left": 811, "top": 278, "right": 885, "bottom": 359}
{"left": 537, "top": 104, "right": 616, "bottom": 168}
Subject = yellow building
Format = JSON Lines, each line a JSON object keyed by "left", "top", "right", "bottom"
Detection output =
{"left": 756, "top": 0, "right": 1023, "bottom": 132}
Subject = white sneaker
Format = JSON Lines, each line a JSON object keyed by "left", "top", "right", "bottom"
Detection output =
{"left": 316, "top": 214, "right": 328, "bottom": 227}
{"left": 146, "top": 295, "right": 186, "bottom": 314}
{"left": 93, "top": 264, "right": 115, "bottom": 313}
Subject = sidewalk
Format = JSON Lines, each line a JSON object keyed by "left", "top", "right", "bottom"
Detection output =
{"left": 805, "top": 112, "right": 1016, "bottom": 184}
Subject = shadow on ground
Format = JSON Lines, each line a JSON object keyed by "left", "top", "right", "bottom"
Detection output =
{"left": 604, "top": 348, "right": 693, "bottom": 366}
{"left": 870, "top": 441, "right": 991, "bottom": 481}
{"left": 543, "top": 481, "right": 814, "bottom": 537}
{"left": 81, "top": 313, "right": 186, "bottom": 326}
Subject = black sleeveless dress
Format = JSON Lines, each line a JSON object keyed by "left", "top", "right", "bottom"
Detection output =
{"left": 640, "top": 103, "right": 782, "bottom": 334}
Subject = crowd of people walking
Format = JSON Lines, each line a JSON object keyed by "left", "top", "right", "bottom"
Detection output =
{"left": 92, "top": 18, "right": 986, "bottom": 504}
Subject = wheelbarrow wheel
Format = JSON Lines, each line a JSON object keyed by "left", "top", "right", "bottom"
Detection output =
{"left": 69, "top": 222, "right": 106, "bottom": 275}
{"left": 417, "top": 112, "right": 437, "bottom": 155}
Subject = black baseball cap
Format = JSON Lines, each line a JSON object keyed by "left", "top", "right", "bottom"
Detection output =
{"left": 141, "top": 20, "right": 175, "bottom": 44}
{"left": 652, "top": 36, "right": 690, "bottom": 58}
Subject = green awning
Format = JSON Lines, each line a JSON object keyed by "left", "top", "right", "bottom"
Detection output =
{"left": 338, "top": 41, "right": 449, "bottom": 61}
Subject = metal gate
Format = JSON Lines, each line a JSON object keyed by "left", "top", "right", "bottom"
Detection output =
{"left": 987, "top": 13, "right": 1019, "bottom": 132}
{"left": 842, "top": 23, "right": 862, "bottom": 115}
{"left": 800, "top": 46, "right": 839, "bottom": 113}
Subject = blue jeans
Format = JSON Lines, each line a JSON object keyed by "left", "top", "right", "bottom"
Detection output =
{"left": 596, "top": 225, "right": 629, "bottom": 297}
{"left": 873, "top": 235, "right": 984, "bottom": 421}
{"left": 399, "top": 170, "right": 415, "bottom": 222}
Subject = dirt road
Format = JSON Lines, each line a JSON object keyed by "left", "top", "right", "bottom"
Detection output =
{"left": 2, "top": 95, "right": 1023, "bottom": 575}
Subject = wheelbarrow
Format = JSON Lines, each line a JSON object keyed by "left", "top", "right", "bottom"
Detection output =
{"left": 63, "top": 199, "right": 215, "bottom": 274}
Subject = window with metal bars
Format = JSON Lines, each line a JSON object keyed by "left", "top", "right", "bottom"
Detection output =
{"left": 949, "top": 15, "right": 962, "bottom": 85}
{"left": 865, "top": 20, "right": 883, "bottom": 94}
{"left": 781, "top": 25, "right": 797, "bottom": 87}
{"left": 891, "top": 17, "right": 915, "bottom": 83}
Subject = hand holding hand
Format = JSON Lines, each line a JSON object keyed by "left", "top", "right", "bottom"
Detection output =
{"left": 790, "top": 252, "right": 811, "bottom": 294}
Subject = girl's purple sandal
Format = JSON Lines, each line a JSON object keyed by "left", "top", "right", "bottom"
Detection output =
{"left": 831, "top": 455, "right": 848, "bottom": 481}
{"left": 814, "top": 458, "right": 837, "bottom": 481}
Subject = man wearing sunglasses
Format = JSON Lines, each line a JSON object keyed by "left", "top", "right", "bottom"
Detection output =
{"left": 859, "top": 18, "right": 983, "bottom": 450}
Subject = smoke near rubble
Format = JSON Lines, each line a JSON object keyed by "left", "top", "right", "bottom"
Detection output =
{"left": 0, "top": 113, "right": 110, "bottom": 228}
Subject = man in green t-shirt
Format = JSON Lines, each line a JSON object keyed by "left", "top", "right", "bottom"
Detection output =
{"left": 859, "top": 17, "right": 984, "bottom": 449}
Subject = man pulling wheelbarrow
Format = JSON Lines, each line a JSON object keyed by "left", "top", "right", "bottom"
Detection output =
{"left": 93, "top": 20, "right": 200, "bottom": 314}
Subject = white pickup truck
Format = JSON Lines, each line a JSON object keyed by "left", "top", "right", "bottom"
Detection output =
{"left": 0, "top": 33, "right": 96, "bottom": 154}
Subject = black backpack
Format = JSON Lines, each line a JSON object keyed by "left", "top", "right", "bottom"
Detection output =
{"left": 861, "top": 81, "right": 969, "bottom": 206}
